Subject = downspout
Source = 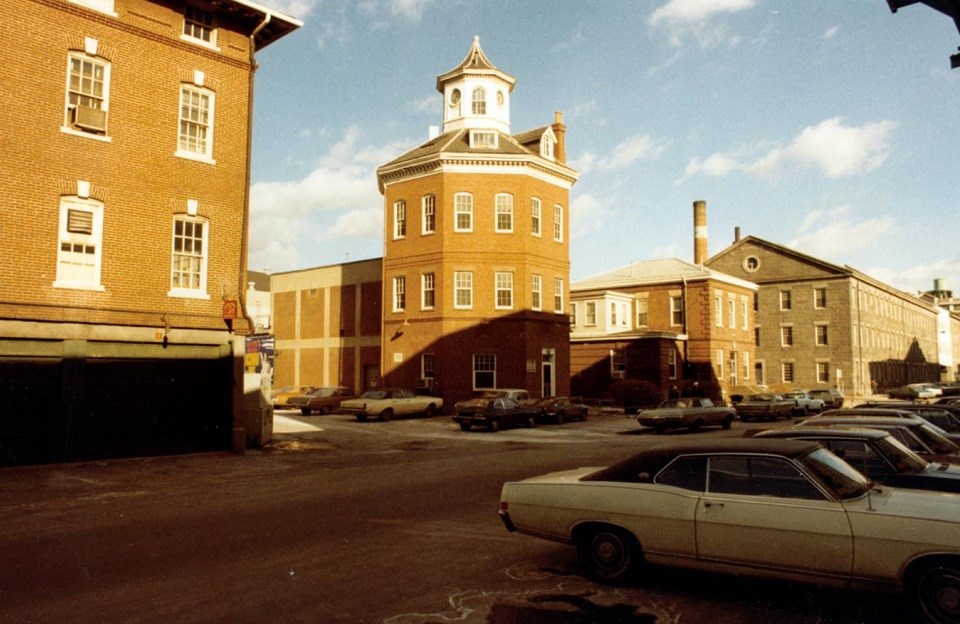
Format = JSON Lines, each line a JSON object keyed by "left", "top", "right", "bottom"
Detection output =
{"left": 238, "top": 13, "right": 271, "bottom": 336}
{"left": 682, "top": 276, "right": 689, "bottom": 377}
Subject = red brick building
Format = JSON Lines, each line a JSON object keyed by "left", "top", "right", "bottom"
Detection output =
{"left": 0, "top": 0, "right": 298, "bottom": 464}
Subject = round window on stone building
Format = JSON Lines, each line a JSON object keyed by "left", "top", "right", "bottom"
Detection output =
{"left": 743, "top": 256, "right": 760, "bottom": 272}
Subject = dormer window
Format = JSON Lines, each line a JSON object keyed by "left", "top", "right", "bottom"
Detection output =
{"left": 472, "top": 87, "right": 486, "bottom": 115}
{"left": 183, "top": 5, "right": 217, "bottom": 48}
{"left": 469, "top": 130, "right": 497, "bottom": 149}
{"left": 540, "top": 134, "right": 554, "bottom": 160}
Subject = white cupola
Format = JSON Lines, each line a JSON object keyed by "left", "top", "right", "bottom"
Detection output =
{"left": 435, "top": 36, "right": 516, "bottom": 134}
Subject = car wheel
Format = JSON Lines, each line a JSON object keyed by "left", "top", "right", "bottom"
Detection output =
{"left": 526, "top": 415, "right": 536, "bottom": 428}
{"left": 489, "top": 419, "right": 501, "bottom": 432}
{"left": 556, "top": 412, "right": 565, "bottom": 425}
{"left": 424, "top": 404, "right": 436, "bottom": 418}
{"left": 577, "top": 526, "right": 637, "bottom": 582}
{"left": 459, "top": 422, "right": 471, "bottom": 431}
{"left": 579, "top": 410, "right": 587, "bottom": 422}
{"left": 300, "top": 408, "right": 311, "bottom": 416}
{"left": 320, "top": 405, "right": 331, "bottom": 415}
{"left": 721, "top": 416, "right": 733, "bottom": 430}
{"left": 916, "top": 564, "right": 960, "bottom": 624}
{"left": 356, "top": 414, "right": 367, "bottom": 422}
{"left": 380, "top": 408, "right": 393, "bottom": 422}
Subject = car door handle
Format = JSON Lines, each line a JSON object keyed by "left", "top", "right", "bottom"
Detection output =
{"left": 703, "top": 501, "right": 724, "bottom": 508}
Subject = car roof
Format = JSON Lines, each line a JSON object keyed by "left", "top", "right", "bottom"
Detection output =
{"left": 802, "top": 414, "right": 926, "bottom": 426}
{"left": 820, "top": 408, "right": 917, "bottom": 418}
{"left": 583, "top": 438, "right": 822, "bottom": 483}
{"left": 756, "top": 427, "right": 888, "bottom": 440}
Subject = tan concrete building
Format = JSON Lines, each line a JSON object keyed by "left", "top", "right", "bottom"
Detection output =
{"left": 0, "top": 0, "right": 298, "bottom": 464}
{"left": 707, "top": 234, "right": 953, "bottom": 396}
{"left": 570, "top": 258, "right": 758, "bottom": 404}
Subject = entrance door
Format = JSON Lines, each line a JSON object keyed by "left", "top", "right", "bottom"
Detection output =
{"left": 541, "top": 348, "right": 555, "bottom": 397}
{"left": 363, "top": 364, "right": 380, "bottom": 390}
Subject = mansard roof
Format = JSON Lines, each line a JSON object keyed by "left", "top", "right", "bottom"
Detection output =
{"left": 435, "top": 36, "right": 517, "bottom": 93}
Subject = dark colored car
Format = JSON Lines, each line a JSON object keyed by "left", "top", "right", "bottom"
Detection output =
{"left": 286, "top": 386, "right": 354, "bottom": 415}
{"left": 798, "top": 413, "right": 960, "bottom": 464}
{"left": 809, "top": 388, "right": 844, "bottom": 409}
{"left": 816, "top": 408, "right": 960, "bottom": 444}
{"left": 854, "top": 402, "right": 960, "bottom": 434}
{"left": 754, "top": 426, "right": 960, "bottom": 494}
{"left": 453, "top": 397, "right": 539, "bottom": 432}
{"left": 533, "top": 397, "right": 587, "bottom": 424}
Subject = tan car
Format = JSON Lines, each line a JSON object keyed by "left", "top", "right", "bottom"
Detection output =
{"left": 271, "top": 385, "right": 316, "bottom": 410}
{"left": 499, "top": 438, "right": 960, "bottom": 624}
{"left": 286, "top": 386, "right": 354, "bottom": 415}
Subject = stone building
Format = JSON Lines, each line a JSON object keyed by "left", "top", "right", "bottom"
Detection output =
{"left": 0, "top": 0, "right": 298, "bottom": 464}
{"left": 706, "top": 234, "right": 955, "bottom": 395}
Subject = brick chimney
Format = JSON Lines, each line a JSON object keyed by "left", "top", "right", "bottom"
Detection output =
{"left": 551, "top": 111, "right": 566, "bottom": 164}
{"left": 693, "top": 200, "right": 708, "bottom": 265}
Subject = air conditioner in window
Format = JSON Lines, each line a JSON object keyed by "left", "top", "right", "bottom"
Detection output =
{"left": 70, "top": 105, "right": 107, "bottom": 132}
{"left": 611, "top": 370, "right": 626, "bottom": 380}
{"left": 415, "top": 378, "right": 434, "bottom": 390}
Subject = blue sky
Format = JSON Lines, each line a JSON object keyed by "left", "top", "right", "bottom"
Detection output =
{"left": 247, "top": 0, "right": 960, "bottom": 295}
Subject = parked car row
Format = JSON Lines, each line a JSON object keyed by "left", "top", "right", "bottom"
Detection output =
{"left": 498, "top": 434, "right": 960, "bottom": 624}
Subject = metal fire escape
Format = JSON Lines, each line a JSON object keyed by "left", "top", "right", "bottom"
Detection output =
{"left": 887, "top": 0, "right": 960, "bottom": 68}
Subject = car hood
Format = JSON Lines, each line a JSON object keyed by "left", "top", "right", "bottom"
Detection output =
{"left": 851, "top": 486, "right": 960, "bottom": 524}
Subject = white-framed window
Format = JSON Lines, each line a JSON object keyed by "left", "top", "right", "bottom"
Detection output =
{"left": 816, "top": 361, "right": 830, "bottom": 384}
{"left": 64, "top": 51, "right": 110, "bottom": 136}
{"left": 454, "top": 271, "right": 473, "bottom": 309}
{"left": 531, "top": 274, "right": 542, "bottom": 311}
{"left": 635, "top": 297, "right": 648, "bottom": 327}
{"left": 553, "top": 278, "right": 564, "bottom": 313}
{"left": 782, "top": 361, "right": 795, "bottom": 384}
{"left": 743, "top": 351, "right": 750, "bottom": 380}
{"left": 814, "top": 287, "right": 827, "bottom": 309}
{"left": 421, "top": 353, "right": 435, "bottom": 380}
{"left": 531, "top": 198, "right": 541, "bottom": 236}
{"left": 815, "top": 323, "right": 829, "bottom": 346}
{"left": 393, "top": 200, "right": 406, "bottom": 239}
{"left": 495, "top": 272, "right": 513, "bottom": 309}
{"left": 553, "top": 205, "right": 563, "bottom": 242}
{"left": 610, "top": 348, "right": 627, "bottom": 377}
{"left": 728, "top": 298, "right": 736, "bottom": 329}
{"left": 716, "top": 349, "right": 724, "bottom": 380}
{"left": 471, "top": 87, "right": 486, "bottom": 115}
{"left": 393, "top": 276, "right": 406, "bottom": 312}
{"left": 609, "top": 302, "right": 617, "bottom": 328}
{"left": 473, "top": 354, "right": 495, "bottom": 389}
{"left": 585, "top": 301, "right": 597, "bottom": 326}
{"left": 729, "top": 351, "right": 738, "bottom": 385}
{"left": 781, "top": 325, "right": 794, "bottom": 347}
{"left": 169, "top": 215, "right": 209, "bottom": 297}
{"left": 454, "top": 193, "right": 473, "bottom": 232}
{"left": 715, "top": 295, "right": 723, "bottom": 327}
{"left": 421, "top": 272, "right": 435, "bottom": 310}
{"left": 668, "top": 349, "right": 677, "bottom": 380}
{"left": 779, "top": 290, "right": 792, "bottom": 311}
{"left": 670, "top": 295, "right": 684, "bottom": 326}
{"left": 540, "top": 133, "right": 554, "bottom": 159}
{"left": 569, "top": 302, "right": 578, "bottom": 326}
{"left": 470, "top": 130, "right": 497, "bottom": 148}
{"left": 495, "top": 194, "right": 513, "bottom": 232}
{"left": 55, "top": 196, "right": 104, "bottom": 290}
{"left": 741, "top": 300, "right": 749, "bottom": 329}
{"left": 182, "top": 5, "right": 217, "bottom": 48}
{"left": 422, "top": 195, "right": 436, "bottom": 234}
{"left": 177, "top": 84, "right": 215, "bottom": 162}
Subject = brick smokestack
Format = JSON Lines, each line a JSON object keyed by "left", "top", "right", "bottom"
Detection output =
{"left": 693, "top": 200, "right": 708, "bottom": 265}
{"left": 551, "top": 111, "right": 566, "bottom": 164}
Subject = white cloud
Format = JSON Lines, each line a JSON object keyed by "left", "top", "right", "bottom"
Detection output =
{"left": 867, "top": 257, "right": 960, "bottom": 295}
{"left": 569, "top": 193, "right": 609, "bottom": 239}
{"left": 679, "top": 117, "right": 896, "bottom": 182}
{"left": 257, "top": 0, "right": 320, "bottom": 19}
{"left": 823, "top": 25, "right": 840, "bottom": 39}
{"left": 648, "top": 0, "right": 756, "bottom": 47}
{"left": 572, "top": 134, "right": 666, "bottom": 174}
{"left": 248, "top": 128, "right": 407, "bottom": 271}
{"left": 788, "top": 205, "right": 895, "bottom": 259}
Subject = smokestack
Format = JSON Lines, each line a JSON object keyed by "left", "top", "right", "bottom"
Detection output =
{"left": 734, "top": 226, "right": 741, "bottom": 242}
{"left": 551, "top": 111, "right": 566, "bottom": 163}
{"left": 693, "top": 200, "right": 707, "bottom": 265}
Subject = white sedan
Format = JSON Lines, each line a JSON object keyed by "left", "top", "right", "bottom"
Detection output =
{"left": 338, "top": 388, "right": 442, "bottom": 421}
{"left": 499, "top": 438, "right": 960, "bottom": 624}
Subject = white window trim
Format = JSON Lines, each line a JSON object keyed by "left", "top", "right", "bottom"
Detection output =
{"left": 585, "top": 301, "right": 597, "bottom": 326}
{"left": 531, "top": 274, "right": 542, "bottom": 311}
{"left": 175, "top": 84, "right": 216, "bottom": 164}
{"left": 454, "top": 271, "right": 473, "bottom": 309}
{"left": 167, "top": 215, "right": 211, "bottom": 299}
{"left": 715, "top": 295, "right": 723, "bottom": 327}
{"left": 62, "top": 51, "right": 112, "bottom": 141}
{"left": 531, "top": 197, "right": 542, "bottom": 237}
{"left": 393, "top": 200, "right": 406, "bottom": 240}
{"left": 553, "top": 278, "right": 564, "bottom": 314}
{"left": 495, "top": 272, "right": 513, "bottom": 310}
{"left": 553, "top": 205, "right": 563, "bottom": 242}
{"left": 54, "top": 196, "right": 106, "bottom": 291}
{"left": 421, "top": 273, "right": 435, "bottom": 310}
{"left": 422, "top": 195, "right": 436, "bottom": 235}
{"left": 180, "top": 6, "right": 220, "bottom": 51}
{"left": 454, "top": 193, "right": 473, "bottom": 233}
{"left": 495, "top": 194, "right": 513, "bottom": 233}
{"left": 392, "top": 276, "right": 406, "bottom": 312}
{"left": 469, "top": 130, "right": 498, "bottom": 148}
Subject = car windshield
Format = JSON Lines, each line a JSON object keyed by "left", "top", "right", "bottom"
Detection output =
{"left": 911, "top": 423, "right": 960, "bottom": 454}
{"left": 872, "top": 435, "right": 929, "bottom": 473}
{"left": 800, "top": 448, "right": 871, "bottom": 500}
{"left": 309, "top": 388, "right": 336, "bottom": 397}
{"left": 360, "top": 390, "right": 387, "bottom": 400}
